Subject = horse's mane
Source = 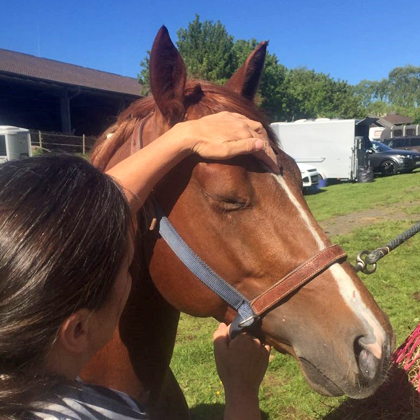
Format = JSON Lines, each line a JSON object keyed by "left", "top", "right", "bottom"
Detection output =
{"left": 91, "top": 80, "right": 277, "bottom": 171}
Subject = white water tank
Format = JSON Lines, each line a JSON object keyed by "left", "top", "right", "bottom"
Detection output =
{"left": 0, "top": 126, "right": 32, "bottom": 164}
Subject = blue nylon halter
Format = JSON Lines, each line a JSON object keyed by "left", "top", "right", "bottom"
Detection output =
{"left": 153, "top": 202, "right": 259, "bottom": 338}
{"left": 132, "top": 119, "right": 259, "bottom": 337}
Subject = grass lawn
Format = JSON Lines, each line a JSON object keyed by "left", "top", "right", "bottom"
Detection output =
{"left": 305, "top": 171, "right": 420, "bottom": 222}
{"left": 170, "top": 171, "right": 420, "bottom": 419}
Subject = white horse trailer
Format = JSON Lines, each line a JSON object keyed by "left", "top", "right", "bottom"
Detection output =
{"left": 271, "top": 118, "right": 377, "bottom": 181}
{"left": 369, "top": 126, "right": 385, "bottom": 141}
{"left": 0, "top": 126, "right": 32, "bottom": 164}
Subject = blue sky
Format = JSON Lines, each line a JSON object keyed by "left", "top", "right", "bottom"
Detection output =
{"left": 1, "top": 0, "right": 419, "bottom": 86}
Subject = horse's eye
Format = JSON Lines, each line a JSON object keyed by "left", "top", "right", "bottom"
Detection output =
{"left": 203, "top": 191, "right": 249, "bottom": 212}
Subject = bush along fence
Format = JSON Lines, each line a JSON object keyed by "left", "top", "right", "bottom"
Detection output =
{"left": 30, "top": 131, "right": 97, "bottom": 155}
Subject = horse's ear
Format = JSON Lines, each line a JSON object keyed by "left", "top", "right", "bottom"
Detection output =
{"left": 150, "top": 26, "right": 187, "bottom": 126}
{"left": 226, "top": 41, "right": 268, "bottom": 101}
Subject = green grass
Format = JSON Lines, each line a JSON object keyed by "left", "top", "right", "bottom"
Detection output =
{"left": 305, "top": 171, "right": 420, "bottom": 221}
{"left": 171, "top": 172, "right": 420, "bottom": 419}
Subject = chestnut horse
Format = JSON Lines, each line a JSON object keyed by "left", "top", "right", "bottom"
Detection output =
{"left": 83, "top": 27, "right": 394, "bottom": 419}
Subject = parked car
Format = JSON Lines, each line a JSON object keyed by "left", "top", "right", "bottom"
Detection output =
{"left": 295, "top": 162, "right": 319, "bottom": 189}
{"left": 382, "top": 136, "right": 420, "bottom": 153}
{"left": 369, "top": 141, "right": 420, "bottom": 175}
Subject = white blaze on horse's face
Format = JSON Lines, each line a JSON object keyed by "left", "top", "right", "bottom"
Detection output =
{"left": 272, "top": 174, "right": 326, "bottom": 249}
{"left": 328, "top": 264, "right": 386, "bottom": 359}
{"left": 271, "top": 172, "right": 387, "bottom": 364}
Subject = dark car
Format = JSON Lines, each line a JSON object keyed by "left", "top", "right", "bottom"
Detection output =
{"left": 368, "top": 141, "right": 420, "bottom": 175}
{"left": 382, "top": 136, "right": 420, "bottom": 153}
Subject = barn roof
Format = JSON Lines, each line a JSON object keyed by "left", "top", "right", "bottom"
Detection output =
{"left": 382, "top": 113, "right": 413, "bottom": 126}
{"left": 0, "top": 48, "right": 142, "bottom": 97}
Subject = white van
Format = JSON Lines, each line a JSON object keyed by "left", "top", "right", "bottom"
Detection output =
{"left": 0, "top": 126, "right": 32, "bottom": 164}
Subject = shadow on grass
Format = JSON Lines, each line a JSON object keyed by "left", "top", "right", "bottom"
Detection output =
{"left": 190, "top": 403, "right": 269, "bottom": 420}
{"left": 304, "top": 187, "right": 328, "bottom": 196}
{"left": 323, "top": 367, "right": 420, "bottom": 420}
{"left": 374, "top": 169, "right": 420, "bottom": 179}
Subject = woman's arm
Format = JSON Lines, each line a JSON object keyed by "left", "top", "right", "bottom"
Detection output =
{"left": 106, "top": 112, "right": 277, "bottom": 215}
{"left": 213, "top": 323, "right": 270, "bottom": 420}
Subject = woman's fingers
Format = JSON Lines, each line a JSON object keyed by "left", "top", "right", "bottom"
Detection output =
{"left": 253, "top": 141, "right": 280, "bottom": 174}
{"left": 217, "top": 112, "right": 265, "bottom": 137}
{"left": 224, "top": 137, "right": 279, "bottom": 174}
{"left": 213, "top": 323, "right": 271, "bottom": 396}
{"left": 213, "top": 322, "right": 230, "bottom": 344}
{"left": 184, "top": 112, "right": 279, "bottom": 173}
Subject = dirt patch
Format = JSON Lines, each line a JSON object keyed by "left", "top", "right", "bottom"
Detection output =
{"left": 320, "top": 202, "right": 420, "bottom": 237}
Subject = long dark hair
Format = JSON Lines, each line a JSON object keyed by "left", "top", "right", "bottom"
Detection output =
{"left": 0, "top": 154, "right": 132, "bottom": 417}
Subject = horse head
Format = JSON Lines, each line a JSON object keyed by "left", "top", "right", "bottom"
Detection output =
{"left": 92, "top": 27, "right": 394, "bottom": 400}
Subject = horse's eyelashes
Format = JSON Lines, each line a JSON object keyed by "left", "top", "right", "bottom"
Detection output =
{"left": 217, "top": 201, "right": 247, "bottom": 212}
{"left": 220, "top": 200, "right": 247, "bottom": 211}
{"left": 202, "top": 191, "right": 249, "bottom": 212}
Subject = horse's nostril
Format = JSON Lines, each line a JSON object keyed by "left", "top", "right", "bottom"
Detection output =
{"left": 358, "top": 348, "right": 380, "bottom": 380}
{"left": 355, "top": 337, "right": 381, "bottom": 381}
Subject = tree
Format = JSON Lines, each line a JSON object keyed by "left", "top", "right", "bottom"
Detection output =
{"left": 365, "top": 100, "right": 392, "bottom": 117}
{"left": 353, "top": 66, "right": 420, "bottom": 120}
{"left": 284, "top": 68, "right": 361, "bottom": 120}
{"left": 137, "top": 51, "right": 150, "bottom": 96}
{"left": 354, "top": 80, "right": 380, "bottom": 108}
{"left": 388, "top": 65, "right": 420, "bottom": 108}
{"left": 176, "top": 14, "right": 235, "bottom": 83}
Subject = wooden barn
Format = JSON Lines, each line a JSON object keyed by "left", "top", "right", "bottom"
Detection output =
{"left": 0, "top": 48, "right": 142, "bottom": 137}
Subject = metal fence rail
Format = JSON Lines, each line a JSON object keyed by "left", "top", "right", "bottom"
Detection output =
{"left": 30, "top": 130, "right": 97, "bottom": 155}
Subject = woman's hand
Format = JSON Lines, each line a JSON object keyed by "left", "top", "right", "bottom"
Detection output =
{"left": 176, "top": 112, "right": 279, "bottom": 173}
{"left": 213, "top": 323, "right": 271, "bottom": 420}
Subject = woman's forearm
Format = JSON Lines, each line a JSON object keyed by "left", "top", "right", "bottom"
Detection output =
{"left": 224, "top": 391, "right": 261, "bottom": 420}
{"left": 105, "top": 123, "right": 190, "bottom": 214}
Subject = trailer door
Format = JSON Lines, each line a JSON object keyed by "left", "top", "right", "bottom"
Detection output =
{"left": 0, "top": 135, "right": 6, "bottom": 158}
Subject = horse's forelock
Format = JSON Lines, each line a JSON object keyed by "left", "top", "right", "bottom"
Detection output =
{"left": 91, "top": 80, "right": 278, "bottom": 170}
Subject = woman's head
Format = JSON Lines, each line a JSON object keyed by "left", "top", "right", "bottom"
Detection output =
{"left": 0, "top": 154, "right": 132, "bottom": 411}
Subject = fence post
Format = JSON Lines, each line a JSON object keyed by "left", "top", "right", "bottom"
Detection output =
{"left": 82, "top": 134, "right": 86, "bottom": 155}
{"left": 38, "top": 130, "right": 42, "bottom": 149}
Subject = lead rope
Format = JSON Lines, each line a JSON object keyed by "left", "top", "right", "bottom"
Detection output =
{"left": 354, "top": 221, "right": 420, "bottom": 395}
{"left": 354, "top": 220, "right": 420, "bottom": 274}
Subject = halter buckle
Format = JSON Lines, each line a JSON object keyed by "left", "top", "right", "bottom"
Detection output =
{"left": 238, "top": 315, "right": 260, "bottom": 328}
{"left": 229, "top": 313, "right": 260, "bottom": 339}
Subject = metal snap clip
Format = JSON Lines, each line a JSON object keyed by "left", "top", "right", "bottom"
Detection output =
{"left": 355, "top": 250, "right": 377, "bottom": 275}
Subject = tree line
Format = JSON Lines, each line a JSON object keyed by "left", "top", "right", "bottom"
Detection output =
{"left": 138, "top": 15, "right": 420, "bottom": 123}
